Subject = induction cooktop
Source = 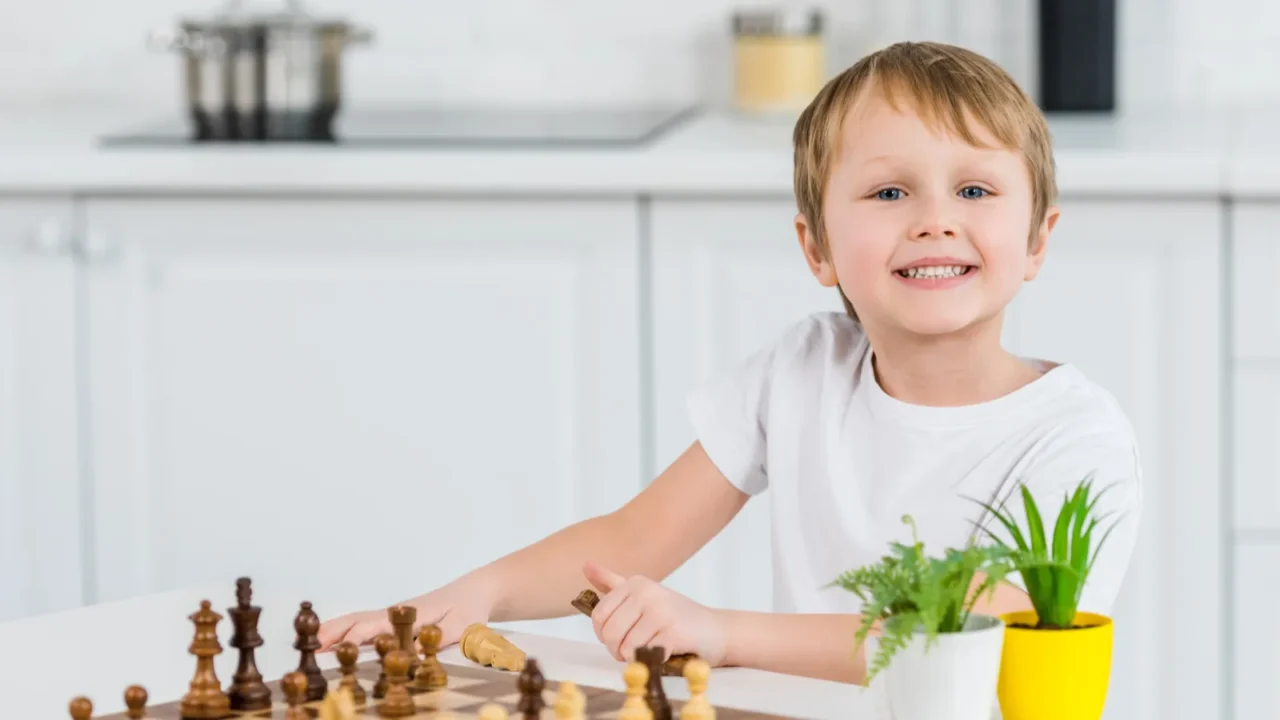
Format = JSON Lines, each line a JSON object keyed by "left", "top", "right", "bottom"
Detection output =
{"left": 99, "top": 105, "right": 700, "bottom": 147}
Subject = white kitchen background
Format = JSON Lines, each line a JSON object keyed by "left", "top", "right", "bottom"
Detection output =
{"left": 0, "top": 1, "right": 1277, "bottom": 719}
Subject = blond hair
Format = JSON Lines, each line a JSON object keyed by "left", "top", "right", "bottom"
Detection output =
{"left": 792, "top": 41, "right": 1057, "bottom": 320}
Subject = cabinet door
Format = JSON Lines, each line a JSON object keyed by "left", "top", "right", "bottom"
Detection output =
{"left": 0, "top": 198, "right": 84, "bottom": 622}
{"left": 82, "top": 198, "right": 641, "bottom": 635}
{"left": 1001, "top": 199, "right": 1224, "bottom": 720}
{"left": 650, "top": 198, "right": 843, "bottom": 613}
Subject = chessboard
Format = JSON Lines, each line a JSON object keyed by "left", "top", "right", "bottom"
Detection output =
{"left": 65, "top": 578, "right": 795, "bottom": 720}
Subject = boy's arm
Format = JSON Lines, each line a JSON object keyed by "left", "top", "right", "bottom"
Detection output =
{"left": 718, "top": 575, "right": 1031, "bottom": 684}
{"left": 473, "top": 441, "right": 750, "bottom": 623}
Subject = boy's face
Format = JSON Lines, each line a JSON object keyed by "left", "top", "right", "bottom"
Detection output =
{"left": 797, "top": 89, "right": 1058, "bottom": 339}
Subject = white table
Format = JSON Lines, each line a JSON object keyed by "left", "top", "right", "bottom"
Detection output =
{"left": 0, "top": 584, "right": 868, "bottom": 719}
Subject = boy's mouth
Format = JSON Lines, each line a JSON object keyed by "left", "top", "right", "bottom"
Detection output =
{"left": 893, "top": 264, "right": 977, "bottom": 279}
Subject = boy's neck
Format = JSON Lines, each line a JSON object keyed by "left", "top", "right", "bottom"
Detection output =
{"left": 867, "top": 320, "right": 1044, "bottom": 407}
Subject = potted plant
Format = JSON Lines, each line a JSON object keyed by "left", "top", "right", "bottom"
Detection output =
{"left": 829, "top": 515, "right": 1013, "bottom": 720}
{"left": 975, "top": 475, "right": 1122, "bottom": 720}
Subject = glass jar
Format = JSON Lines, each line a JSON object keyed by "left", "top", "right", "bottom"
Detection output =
{"left": 731, "top": 8, "right": 826, "bottom": 115}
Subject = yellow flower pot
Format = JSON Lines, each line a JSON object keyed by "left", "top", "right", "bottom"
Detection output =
{"left": 997, "top": 611, "right": 1113, "bottom": 720}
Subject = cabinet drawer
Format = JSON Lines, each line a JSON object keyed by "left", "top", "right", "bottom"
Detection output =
{"left": 1235, "top": 369, "right": 1280, "bottom": 530}
{"left": 1232, "top": 202, "right": 1280, "bottom": 358}
{"left": 1234, "top": 545, "right": 1280, "bottom": 717}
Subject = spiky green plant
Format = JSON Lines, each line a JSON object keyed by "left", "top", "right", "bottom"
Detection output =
{"left": 973, "top": 474, "right": 1121, "bottom": 629}
{"left": 828, "top": 515, "right": 1014, "bottom": 682}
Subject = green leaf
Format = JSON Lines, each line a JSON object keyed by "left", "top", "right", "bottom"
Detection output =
{"left": 1022, "top": 485, "right": 1048, "bottom": 560}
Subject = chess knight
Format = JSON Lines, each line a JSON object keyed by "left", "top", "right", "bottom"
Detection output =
{"left": 460, "top": 624, "right": 527, "bottom": 672}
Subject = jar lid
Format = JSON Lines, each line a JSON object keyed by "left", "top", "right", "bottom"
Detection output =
{"left": 732, "top": 8, "right": 824, "bottom": 37}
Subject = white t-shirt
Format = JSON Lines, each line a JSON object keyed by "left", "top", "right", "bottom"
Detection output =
{"left": 687, "top": 312, "right": 1143, "bottom": 617}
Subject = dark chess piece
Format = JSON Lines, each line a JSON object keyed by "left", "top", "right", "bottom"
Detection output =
{"left": 635, "top": 646, "right": 672, "bottom": 720}
{"left": 68, "top": 697, "right": 92, "bottom": 720}
{"left": 282, "top": 671, "right": 309, "bottom": 720}
{"left": 180, "top": 600, "right": 232, "bottom": 719}
{"left": 413, "top": 624, "right": 448, "bottom": 691}
{"left": 373, "top": 633, "right": 398, "bottom": 699}
{"left": 517, "top": 658, "right": 546, "bottom": 718}
{"left": 387, "top": 605, "right": 421, "bottom": 680}
{"left": 336, "top": 641, "right": 368, "bottom": 705}
{"left": 377, "top": 650, "right": 416, "bottom": 718}
{"left": 124, "top": 685, "right": 149, "bottom": 720}
{"left": 293, "top": 601, "right": 327, "bottom": 702}
{"left": 227, "top": 578, "right": 272, "bottom": 710}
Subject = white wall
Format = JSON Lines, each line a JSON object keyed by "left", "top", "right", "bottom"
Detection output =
{"left": 0, "top": 0, "right": 1276, "bottom": 113}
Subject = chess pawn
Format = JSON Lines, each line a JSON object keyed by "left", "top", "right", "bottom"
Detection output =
{"left": 124, "top": 685, "right": 148, "bottom": 720}
{"left": 294, "top": 601, "right": 327, "bottom": 702}
{"left": 554, "top": 680, "right": 586, "bottom": 719}
{"left": 377, "top": 649, "right": 416, "bottom": 718}
{"left": 679, "top": 659, "right": 715, "bottom": 720}
{"left": 282, "top": 671, "right": 310, "bottom": 720}
{"left": 517, "top": 658, "right": 547, "bottom": 717}
{"left": 319, "top": 687, "right": 358, "bottom": 720}
{"left": 68, "top": 697, "right": 92, "bottom": 720}
{"left": 619, "top": 662, "right": 654, "bottom": 720}
{"left": 478, "top": 704, "right": 510, "bottom": 720}
{"left": 227, "top": 578, "right": 272, "bottom": 711}
{"left": 373, "top": 633, "right": 398, "bottom": 699}
{"left": 180, "top": 600, "right": 232, "bottom": 719}
{"left": 413, "top": 624, "right": 448, "bottom": 691}
{"left": 335, "top": 642, "right": 368, "bottom": 705}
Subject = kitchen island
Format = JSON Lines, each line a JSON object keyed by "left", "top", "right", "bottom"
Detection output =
{"left": 0, "top": 583, "right": 864, "bottom": 719}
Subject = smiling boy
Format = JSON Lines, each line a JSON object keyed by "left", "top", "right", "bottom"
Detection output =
{"left": 319, "top": 41, "right": 1143, "bottom": 685}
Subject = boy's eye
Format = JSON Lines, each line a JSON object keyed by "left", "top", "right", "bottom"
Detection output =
{"left": 876, "top": 188, "right": 903, "bottom": 201}
{"left": 959, "top": 186, "right": 989, "bottom": 199}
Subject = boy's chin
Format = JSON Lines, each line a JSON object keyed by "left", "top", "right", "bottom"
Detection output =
{"left": 885, "top": 308, "right": 994, "bottom": 338}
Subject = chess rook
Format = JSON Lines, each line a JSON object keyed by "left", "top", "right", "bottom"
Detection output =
{"left": 635, "top": 647, "right": 671, "bottom": 720}
{"left": 293, "top": 601, "right": 327, "bottom": 702}
{"left": 180, "top": 600, "right": 231, "bottom": 719}
{"left": 227, "top": 578, "right": 272, "bottom": 711}
{"left": 387, "top": 605, "right": 422, "bottom": 680}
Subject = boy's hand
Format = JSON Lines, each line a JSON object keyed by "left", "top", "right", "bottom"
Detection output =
{"left": 317, "top": 580, "right": 494, "bottom": 652}
{"left": 583, "top": 561, "right": 727, "bottom": 667}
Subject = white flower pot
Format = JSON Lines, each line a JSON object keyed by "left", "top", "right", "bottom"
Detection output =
{"left": 864, "top": 613, "right": 1005, "bottom": 720}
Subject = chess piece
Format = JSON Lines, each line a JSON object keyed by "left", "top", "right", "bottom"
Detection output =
{"left": 619, "top": 661, "right": 654, "bottom": 720}
{"left": 387, "top": 605, "right": 421, "bottom": 679}
{"left": 635, "top": 646, "right": 672, "bottom": 720}
{"left": 554, "top": 680, "right": 586, "bottom": 720}
{"left": 478, "top": 704, "right": 510, "bottom": 720}
{"left": 413, "top": 624, "right": 448, "bottom": 691}
{"left": 679, "top": 659, "right": 715, "bottom": 720}
{"left": 294, "top": 601, "right": 327, "bottom": 702}
{"left": 335, "top": 641, "right": 368, "bottom": 705}
{"left": 180, "top": 600, "right": 232, "bottom": 719}
{"left": 319, "top": 687, "right": 358, "bottom": 720}
{"left": 124, "top": 685, "right": 148, "bottom": 720}
{"left": 460, "top": 623, "right": 527, "bottom": 672}
{"left": 377, "top": 649, "right": 416, "bottom": 718}
{"left": 282, "top": 671, "right": 310, "bottom": 720}
{"left": 373, "top": 633, "right": 398, "bottom": 699}
{"left": 570, "top": 590, "right": 694, "bottom": 676}
{"left": 68, "top": 697, "right": 92, "bottom": 720}
{"left": 516, "top": 658, "right": 546, "bottom": 718}
{"left": 227, "top": 578, "right": 272, "bottom": 711}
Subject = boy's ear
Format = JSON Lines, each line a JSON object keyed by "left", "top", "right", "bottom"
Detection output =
{"left": 1024, "top": 205, "right": 1060, "bottom": 282}
{"left": 796, "top": 213, "right": 839, "bottom": 287}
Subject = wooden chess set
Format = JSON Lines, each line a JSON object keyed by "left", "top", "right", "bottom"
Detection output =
{"left": 66, "top": 578, "right": 793, "bottom": 720}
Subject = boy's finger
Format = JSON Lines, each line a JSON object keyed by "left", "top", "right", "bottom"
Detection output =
{"left": 583, "top": 561, "right": 625, "bottom": 593}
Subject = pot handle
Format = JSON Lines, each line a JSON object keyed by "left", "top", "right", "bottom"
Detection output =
{"left": 146, "top": 27, "right": 227, "bottom": 56}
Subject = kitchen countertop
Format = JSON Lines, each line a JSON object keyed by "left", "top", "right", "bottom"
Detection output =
{"left": 0, "top": 583, "right": 867, "bottom": 719}
{"left": 0, "top": 101, "right": 1275, "bottom": 198}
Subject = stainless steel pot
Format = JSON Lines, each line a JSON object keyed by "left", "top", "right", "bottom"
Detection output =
{"left": 149, "top": 0, "right": 372, "bottom": 141}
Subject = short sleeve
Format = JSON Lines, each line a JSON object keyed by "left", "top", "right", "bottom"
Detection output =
{"left": 685, "top": 340, "right": 780, "bottom": 497}
{"left": 981, "top": 433, "right": 1144, "bottom": 617}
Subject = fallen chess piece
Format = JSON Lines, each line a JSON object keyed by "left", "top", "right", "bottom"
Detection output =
{"left": 460, "top": 623, "right": 528, "bottom": 672}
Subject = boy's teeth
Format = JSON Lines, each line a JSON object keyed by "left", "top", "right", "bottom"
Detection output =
{"left": 898, "top": 265, "right": 970, "bottom": 279}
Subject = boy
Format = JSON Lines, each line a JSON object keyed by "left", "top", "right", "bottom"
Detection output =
{"left": 318, "top": 41, "right": 1142, "bottom": 685}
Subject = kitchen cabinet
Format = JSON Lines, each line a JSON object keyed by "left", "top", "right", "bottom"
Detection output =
{"left": 0, "top": 198, "right": 85, "bottom": 622}
{"left": 648, "top": 197, "right": 1226, "bottom": 720}
{"left": 78, "top": 198, "right": 644, "bottom": 627}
